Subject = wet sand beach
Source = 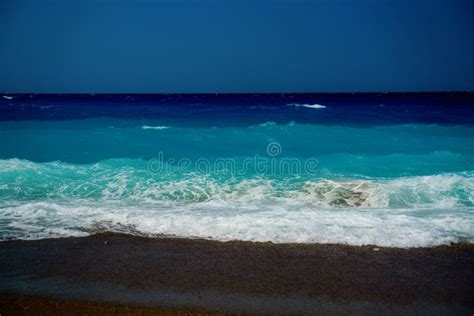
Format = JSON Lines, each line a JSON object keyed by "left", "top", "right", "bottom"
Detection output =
{"left": 0, "top": 233, "right": 473, "bottom": 315}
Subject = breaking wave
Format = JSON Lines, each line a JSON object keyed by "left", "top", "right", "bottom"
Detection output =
{"left": 0, "top": 158, "right": 473, "bottom": 247}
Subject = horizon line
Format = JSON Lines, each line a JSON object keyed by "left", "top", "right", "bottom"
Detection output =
{"left": 1, "top": 91, "right": 473, "bottom": 95}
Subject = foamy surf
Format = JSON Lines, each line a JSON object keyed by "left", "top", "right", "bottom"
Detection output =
{"left": 1, "top": 200, "right": 472, "bottom": 247}
{"left": 0, "top": 158, "right": 473, "bottom": 247}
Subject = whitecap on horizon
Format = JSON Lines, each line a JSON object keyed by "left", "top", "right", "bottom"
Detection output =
{"left": 287, "top": 103, "right": 326, "bottom": 109}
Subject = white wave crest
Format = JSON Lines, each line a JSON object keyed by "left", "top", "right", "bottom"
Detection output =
{"left": 288, "top": 103, "right": 326, "bottom": 109}
{"left": 141, "top": 125, "right": 170, "bottom": 130}
{"left": 258, "top": 121, "right": 277, "bottom": 127}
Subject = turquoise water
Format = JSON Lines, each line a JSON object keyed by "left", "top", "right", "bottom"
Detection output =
{"left": 1, "top": 94, "right": 473, "bottom": 246}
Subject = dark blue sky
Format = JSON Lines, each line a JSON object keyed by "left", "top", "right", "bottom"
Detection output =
{"left": 1, "top": 0, "right": 473, "bottom": 93}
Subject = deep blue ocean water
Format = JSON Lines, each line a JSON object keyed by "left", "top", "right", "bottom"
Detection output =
{"left": 1, "top": 94, "right": 473, "bottom": 247}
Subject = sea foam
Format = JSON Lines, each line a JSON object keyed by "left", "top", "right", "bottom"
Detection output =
{"left": 1, "top": 200, "right": 472, "bottom": 247}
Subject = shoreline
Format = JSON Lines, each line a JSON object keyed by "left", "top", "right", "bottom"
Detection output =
{"left": 1, "top": 233, "right": 473, "bottom": 314}
{"left": 3, "top": 231, "right": 474, "bottom": 249}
